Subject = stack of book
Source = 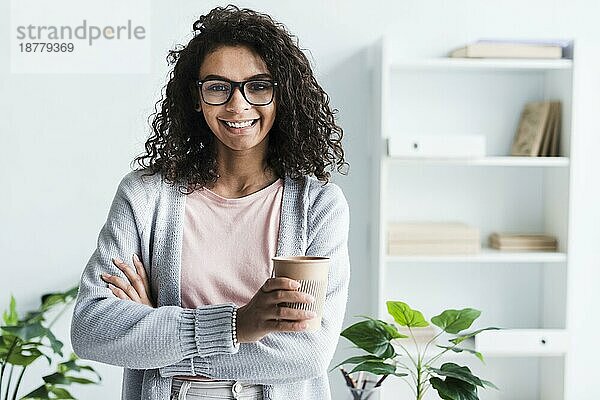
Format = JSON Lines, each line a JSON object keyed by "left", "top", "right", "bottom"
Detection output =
{"left": 511, "top": 101, "right": 561, "bottom": 157}
{"left": 388, "top": 222, "right": 480, "bottom": 255}
{"left": 489, "top": 233, "right": 557, "bottom": 251}
{"left": 449, "top": 39, "right": 573, "bottom": 59}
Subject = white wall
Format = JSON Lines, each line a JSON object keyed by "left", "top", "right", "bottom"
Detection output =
{"left": 1, "top": 1, "right": 598, "bottom": 399}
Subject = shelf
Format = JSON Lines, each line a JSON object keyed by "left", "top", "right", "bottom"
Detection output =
{"left": 386, "top": 248, "right": 567, "bottom": 263}
{"left": 386, "top": 156, "right": 570, "bottom": 167}
{"left": 374, "top": 40, "right": 575, "bottom": 398}
{"left": 391, "top": 58, "right": 573, "bottom": 71}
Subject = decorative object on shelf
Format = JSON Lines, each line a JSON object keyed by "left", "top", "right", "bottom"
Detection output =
{"left": 388, "top": 222, "right": 480, "bottom": 255}
{"left": 0, "top": 286, "right": 101, "bottom": 400}
{"left": 511, "top": 101, "right": 561, "bottom": 157}
{"left": 449, "top": 39, "right": 573, "bottom": 59}
{"left": 489, "top": 232, "right": 558, "bottom": 251}
{"left": 386, "top": 135, "right": 486, "bottom": 159}
{"left": 335, "top": 301, "right": 499, "bottom": 400}
{"left": 475, "top": 329, "right": 569, "bottom": 356}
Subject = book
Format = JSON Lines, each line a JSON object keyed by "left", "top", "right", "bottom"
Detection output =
{"left": 538, "top": 102, "right": 562, "bottom": 156}
{"left": 388, "top": 222, "right": 480, "bottom": 241}
{"left": 548, "top": 102, "right": 561, "bottom": 156}
{"left": 388, "top": 222, "right": 481, "bottom": 255}
{"left": 489, "top": 233, "right": 557, "bottom": 251}
{"left": 511, "top": 101, "right": 561, "bottom": 156}
{"left": 449, "top": 40, "right": 565, "bottom": 59}
{"left": 477, "top": 39, "right": 574, "bottom": 59}
{"left": 490, "top": 237, "right": 556, "bottom": 245}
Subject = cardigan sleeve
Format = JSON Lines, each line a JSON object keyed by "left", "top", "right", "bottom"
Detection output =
{"left": 159, "top": 183, "right": 350, "bottom": 384}
{"left": 70, "top": 171, "right": 239, "bottom": 370}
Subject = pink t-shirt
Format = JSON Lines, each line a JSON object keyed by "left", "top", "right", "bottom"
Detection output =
{"left": 180, "top": 179, "right": 283, "bottom": 309}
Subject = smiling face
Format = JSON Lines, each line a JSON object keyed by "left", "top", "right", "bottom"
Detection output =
{"left": 197, "top": 45, "right": 276, "bottom": 156}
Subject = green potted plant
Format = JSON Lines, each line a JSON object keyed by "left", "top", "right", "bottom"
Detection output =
{"left": 1, "top": 287, "right": 101, "bottom": 399}
{"left": 335, "top": 301, "right": 499, "bottom": 400}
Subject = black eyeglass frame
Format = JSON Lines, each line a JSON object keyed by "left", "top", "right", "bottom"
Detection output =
{"left": 195, "top": 78, "right": 278, "bottom": 106}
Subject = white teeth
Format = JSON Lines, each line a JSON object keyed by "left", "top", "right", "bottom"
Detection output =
{"left": 223, "top": 119, "right": 255, "bottom": 129}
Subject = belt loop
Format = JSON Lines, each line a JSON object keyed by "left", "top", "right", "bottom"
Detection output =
{"left": 178, "top": 381, "right": 192, "bottom": 400}
{"left": 231, "top": 381, "right": 243, "bottom": 399}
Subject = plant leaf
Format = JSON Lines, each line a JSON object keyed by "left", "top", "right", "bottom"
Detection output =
{"left": 41, "top": 294, "right": 67, "bottom": 311}
{"left": 22, "top": 310, "right": 46, "bottom": 324}
{"left": 0, "top": 335, "right": 17, "bottom": 361}
{"left": 431, "top": 308, "right": 480, "bottom": 334}
{"left": 57, "top": 355, "right": 102, "bottom": 381}
{"left": 436, "top": 345, "right": 485, "bottom": 362}
{"left": 380, "top": 343, "right": 396, "bottom": 359}
{"left": 46, "top": 330, "right": 64, "bottom": 356}
{"left": 358, "top": 316, "right": 409, "bottom": 339}
{"left": 43, "top": 372, "right": 70, "bottom": 385}
{"left": 63, "top": 376, "right": 98, "bottom": 385}
{"left": 3, "top": 295, "right": 19, "bottom": 326}
{"left": 386, "top": 301, "right": 429, "bottom": 328}
{"left": 349, "top": 360, "right": 403, "bottom": 376}
{"left": 428, "top": 363, "right": 485, "bottom": 388}
{"left": 41, "top": 287, "right": 78, "bottom": 312}
{"left": 330, "top": 354, "right": 384, "bottom": 371}
{"left": 480, "top": 379, "right": 499, "bottom": 390}
{"left": 7, "top": 347, "right": 43, "bottom": 366}
{"left": 1, "top": 322, "right": 47, "bottom": 341}
{"left": 47, "top": 386, "right": 76, "bottom": 399}
{"left": 430, "top": 376, "right": 478, "bottom": 400}
{"left": 449, "top": 327, "right": 501, "bottom": 345}
{"left": 21, "top": 384, "right": 50, "bottom": 399}
{"left": 381, "top": 321, "right": 408, "bottom": 339}
{"left": 340, "top": 319, "right": 397, "bottom": 358}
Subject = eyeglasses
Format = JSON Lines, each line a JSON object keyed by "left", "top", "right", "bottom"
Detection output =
{"left": 196, "top": 78, "right": 278, "bottom": 106}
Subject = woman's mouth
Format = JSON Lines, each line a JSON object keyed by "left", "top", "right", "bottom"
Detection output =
{"left": 219, "top": 118, "right": 259, "bottom": 132}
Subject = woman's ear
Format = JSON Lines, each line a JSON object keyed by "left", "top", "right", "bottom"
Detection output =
{"left": 195, "top": 102, "right": 202, "bottom": 113}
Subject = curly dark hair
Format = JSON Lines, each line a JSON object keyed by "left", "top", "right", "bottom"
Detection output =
{"left": 131, "top": 5, "right": 348, "bottom": 194}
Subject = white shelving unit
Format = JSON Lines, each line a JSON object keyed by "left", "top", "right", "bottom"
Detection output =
{"left": 369, "top": 39, "right": 574, "bottom": 400}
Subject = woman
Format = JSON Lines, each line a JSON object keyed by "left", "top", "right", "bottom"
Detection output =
{"left": 71, "top": 5, "right": 350, "bottom": 400}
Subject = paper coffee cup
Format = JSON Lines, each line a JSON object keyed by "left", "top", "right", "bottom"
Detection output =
{"left": 272, "top": 256, "right": 329, "bottom": 332}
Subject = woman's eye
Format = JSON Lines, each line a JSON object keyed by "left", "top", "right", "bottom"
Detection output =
{"left": 248, "top": 81, "right": 270, "bottom": 91}
{"left": 207, "top": 84, "right": 229, "bottom": 92}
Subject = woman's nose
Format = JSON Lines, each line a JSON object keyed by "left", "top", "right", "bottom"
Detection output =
{"left": 225, "top": 87, "right": 251, "bottom": 112}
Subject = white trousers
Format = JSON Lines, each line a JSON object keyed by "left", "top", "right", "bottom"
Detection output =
{"left": 171, "top": 379, "right": 263, "bottom": 400}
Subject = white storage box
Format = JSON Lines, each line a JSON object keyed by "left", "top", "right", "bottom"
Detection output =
{"left": 475, "top": 329, "right": 569, "bottom": 356}
{"left": 387, "top": 135, "right": 486, "bottom": 158}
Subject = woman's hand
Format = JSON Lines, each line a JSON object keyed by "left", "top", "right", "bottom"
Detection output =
{"left": 236, "top": 278, "right": 316, "bottom": 343}
{"left": 101, "top": 254, "right": 155, "bottom": 307}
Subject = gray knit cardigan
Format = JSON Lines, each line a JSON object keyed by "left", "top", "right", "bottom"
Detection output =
{"left": 71, "top": 169, "right": 350, "bottom": 400}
